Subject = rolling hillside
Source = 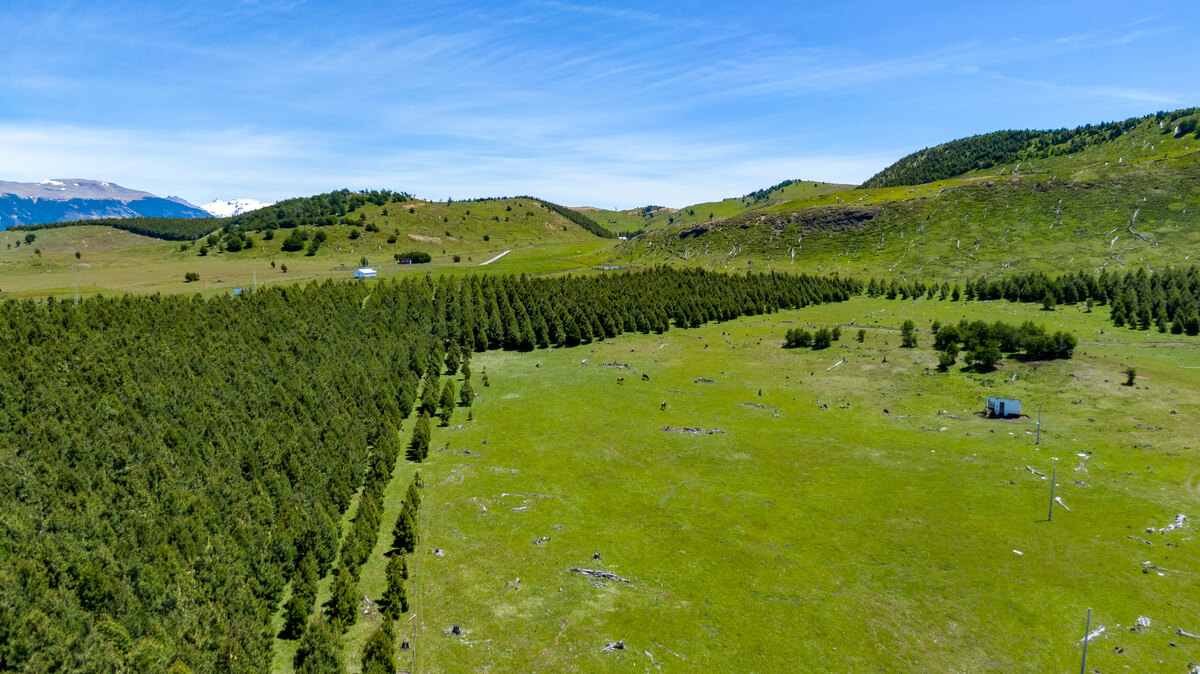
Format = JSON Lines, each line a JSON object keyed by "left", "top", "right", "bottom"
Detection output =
{"left": 579, "top": 179, "right": 852, "bottom": 236}
{"left": 619, "top": 108, "right": 1200, "bottom": 280}
{"left": 862, "top": 107, "right": 1199, "bottom": 188}
{"left": 0, "top": 194, "right": 615, "bottom": 298}
{"left": 6, "top": 107, "right": 1200, "bottom": 297}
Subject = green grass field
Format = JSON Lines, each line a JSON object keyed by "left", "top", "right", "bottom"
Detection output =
{"left": 388, "top": 297, "right": 1200, "bottom": 672}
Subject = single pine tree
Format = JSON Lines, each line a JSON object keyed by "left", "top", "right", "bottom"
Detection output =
{"left": 325, "top": 566, "right": 359, "bottom": 632}
{"left": 294, "top": 618, "right": 344, "bottom": 673}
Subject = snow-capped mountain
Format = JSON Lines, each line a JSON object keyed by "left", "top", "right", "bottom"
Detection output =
{"left": 0, "top": 178, "right": 210, "bottom": 230}
{"left": 200, "top": 198, "right": 272, "bottom": 217}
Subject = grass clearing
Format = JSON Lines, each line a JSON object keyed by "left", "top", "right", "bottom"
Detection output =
{"left": 404, "top": 297, "right": 1200, "bottom": 671}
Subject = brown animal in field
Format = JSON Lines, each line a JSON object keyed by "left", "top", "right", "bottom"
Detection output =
{"left": 660, "top": 401, "right": 667, "bottom": 411}
{"left": 617, "top": 377, "right": 624, "bottom": 384}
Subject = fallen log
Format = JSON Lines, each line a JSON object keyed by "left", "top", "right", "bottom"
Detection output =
{"left": 570, "top": 568, "right": 632, "bottom": 584}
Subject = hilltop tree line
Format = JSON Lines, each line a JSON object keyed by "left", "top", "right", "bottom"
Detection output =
{"left": 0, "top": 267, "right": 857, "bottom": 672}
{"left": 860, "top": 107, "right": 1200, "bottom": 188}
{"left": 229, "top": 189, "right": 411, "bottom": 232}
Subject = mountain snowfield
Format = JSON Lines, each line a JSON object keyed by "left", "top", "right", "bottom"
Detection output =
{"left": 200, "top": 198, "right": 272, "bottom": 217}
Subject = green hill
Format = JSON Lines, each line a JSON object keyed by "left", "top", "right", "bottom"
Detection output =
{"left": 862, "top": 107, "right": 1199, "bottom": 188}
{"left": 0, "top": 195, "right": 614, "bottom": 299}
{"left": 11, "top": 189, "right": 614, "bottom": 242}
{"left": 580, "top": 179, "right": 851, "bottom": 236}
{"left": 620, "top": 108, "right": 1200, "bottom": 280}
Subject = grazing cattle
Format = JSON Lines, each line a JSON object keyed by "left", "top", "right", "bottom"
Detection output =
{"left": 660, "top": 401, "right": 667, "bottom": 411}
{"left": 617, "top": 377, "right": 624, "bottom": 385}
{"left": 641, "top": 373, "right": 650, "bottom": 381}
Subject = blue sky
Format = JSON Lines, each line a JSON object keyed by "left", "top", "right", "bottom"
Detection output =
{"left": 0, "top": 1, "right": 1195, "bottom": 209}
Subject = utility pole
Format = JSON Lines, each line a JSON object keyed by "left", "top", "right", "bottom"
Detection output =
{"left": 1036, "top": 404, "right": 1043, "bottom": 444}
{"left": 1049, "top": 466, "right": 1056, "bottom": 521}
{"left": 1080, "top": 607, "right": 1091, "bottom": 674}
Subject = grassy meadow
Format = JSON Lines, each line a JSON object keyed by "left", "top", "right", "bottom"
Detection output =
{"left": 394, "top": 296, "right": 1200, "bottom": 672}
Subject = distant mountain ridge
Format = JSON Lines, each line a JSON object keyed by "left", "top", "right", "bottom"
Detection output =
{"left": 0, "top": 178, "right": 210, "bottom": 230}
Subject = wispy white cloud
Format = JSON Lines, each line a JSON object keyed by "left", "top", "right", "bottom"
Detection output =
{"left": 0, "top": 121, "right": 889, "bottom": 209}
{"left": 986, "top": 74, "right": 1181, "bottom": 106}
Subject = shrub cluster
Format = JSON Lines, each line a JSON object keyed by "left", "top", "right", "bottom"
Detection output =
{"left": 933, "top": 319, "right": 1077, "bottom": 371}
{"left": 783, "top": 325, "right": 842, "bottom": 349}
{"left": 395, "top": 250, "right": 433, "bottom": 263}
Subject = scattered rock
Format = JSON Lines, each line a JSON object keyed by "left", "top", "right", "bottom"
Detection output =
{"left": 533, "top": 536, "right": 550, "bottom": 546}
{"left": 593, "top": 552, "right": 602, "bottom": 560}
{"left": 660, "top": 426, "right": 725, "bottom": 435}
{"left": 433, "top": 548, "right": 445, "bottom": 557}
{"left": 1159, "top": 513, "right": 1187, "bottom": 533}
{"left": 602, "top": 640, "right": 626, "bottom": 652}
{"left": 693, "top": 377, "right": 716, "bottom": 383}
{"left": 1079, "top": 625, "right": 1106, "bottom": 645}
{"left": 451, "top": 623, "right": 462, "bottom": 636}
